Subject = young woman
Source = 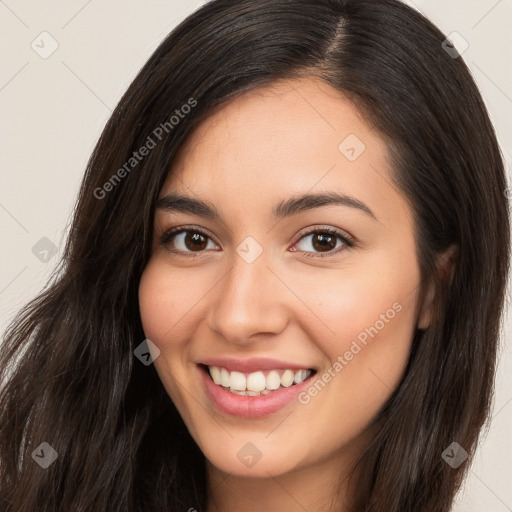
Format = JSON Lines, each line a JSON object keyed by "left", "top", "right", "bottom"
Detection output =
{"left": 1, "top": 0, "right": 509, "bottom": 510}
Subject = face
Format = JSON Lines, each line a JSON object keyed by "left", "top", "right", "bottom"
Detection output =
{"left": 138, "top": 77, "right": 428, "bottom": 480}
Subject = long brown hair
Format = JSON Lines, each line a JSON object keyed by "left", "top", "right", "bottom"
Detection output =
{"left": 1, "top": 1, "right": 509, "bottom": 510}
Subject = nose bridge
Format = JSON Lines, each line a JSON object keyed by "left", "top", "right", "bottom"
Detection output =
{"left": 208, "top": 240, "right": 287, "bottom": 342}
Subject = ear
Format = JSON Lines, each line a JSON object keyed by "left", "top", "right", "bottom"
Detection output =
{"left": 417, "top": 244, "right": 458, "bottom": 330}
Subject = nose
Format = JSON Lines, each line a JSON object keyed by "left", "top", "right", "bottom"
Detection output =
{"left": 207, "top": 247, "right": 289, "bottom": 345}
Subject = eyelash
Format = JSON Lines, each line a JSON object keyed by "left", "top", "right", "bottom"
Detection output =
{"left": 159, "top": 225, "right": 355, "bottom": 259}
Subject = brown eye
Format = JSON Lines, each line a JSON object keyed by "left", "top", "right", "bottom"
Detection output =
{"left": 160, "top": 227, "right": 219, "bottom": 256}
{"left": 184, "top": 231, "right": 208, "bottom": 251}
{"left": 311, "top": 232, "right": 338, "bottom": 252}
{"left": 292, "top": 227, "right": 354, "bottom": 258}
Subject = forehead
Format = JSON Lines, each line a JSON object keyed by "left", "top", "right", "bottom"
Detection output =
{"left": 159, "top": 77, "right": 411, "bottom": 228}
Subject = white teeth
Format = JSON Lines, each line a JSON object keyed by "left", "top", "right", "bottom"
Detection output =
{"left": 280, "top": 369, "right": 295, "bottom": 387}
{"left": 246, "top": 371, "right": 266, "bottom": 392}
{"left": 210, "top": 366, "right": 221, "bottom": 385}
{"left": 220, "top": 368, "right": 230, "bottom": 387}
{"left": 266, "top": 370, "right": 281, "bottom": 390}
{"left": 229, "top": 371, "right": 246, "bottom": 391}
{"left": 294, "top": 369, "right": 308, "bottom": 384}
{"left": 206, "top": 365, "right": 313, "bottom": 395}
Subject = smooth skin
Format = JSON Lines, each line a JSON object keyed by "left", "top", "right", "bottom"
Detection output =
{"left": 138, "top": 77, "right": 446, "bottom": 511}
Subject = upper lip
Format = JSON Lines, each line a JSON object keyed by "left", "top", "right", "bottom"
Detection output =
{"left": 199, "top": 357, "right": 315, "bottom": 374}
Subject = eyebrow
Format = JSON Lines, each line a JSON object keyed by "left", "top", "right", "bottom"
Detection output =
{"left": 156, "top": 191, "right": 377, "bottom": 221}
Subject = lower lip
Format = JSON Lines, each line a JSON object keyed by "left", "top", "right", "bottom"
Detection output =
{"left": 199, "top": 365, "right": 316, "bottom": 418}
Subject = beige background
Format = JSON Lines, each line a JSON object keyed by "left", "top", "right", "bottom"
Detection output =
{"left": 0, "top": 1, "right": 511, "bottom": 509}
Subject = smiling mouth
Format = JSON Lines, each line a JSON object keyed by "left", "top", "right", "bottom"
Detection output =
{"left": 199, "top": 364, "right": 317, "bottom": 396}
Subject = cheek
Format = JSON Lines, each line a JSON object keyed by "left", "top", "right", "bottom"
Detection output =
{"left": 293, "top": 249, "right": 419, "bottom": 426}
{"left": 138, "top": 263, "right": 174, "bottom": 344}
{"left": 138, "top": 259, "right": 205, "bottom": 347}
{"left": 297, "top": 255, "right": 419, "bottom": 358}
{"left": 305, "top": 257, "right": 419, "bottom": 423}
{"left": 138, "top": 261, "right": 199, "bottom": 411}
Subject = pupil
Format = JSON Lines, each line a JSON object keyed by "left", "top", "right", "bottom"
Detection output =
{"left": 186, "top": 232, "right": 207, "bottom": 251}
{"left": 313, "top": 233, "right": 335, "bottom": 252}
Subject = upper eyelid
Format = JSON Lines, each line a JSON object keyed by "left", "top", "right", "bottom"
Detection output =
{"left": 295, "top": 225, "right": 354, "bottom": 244}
